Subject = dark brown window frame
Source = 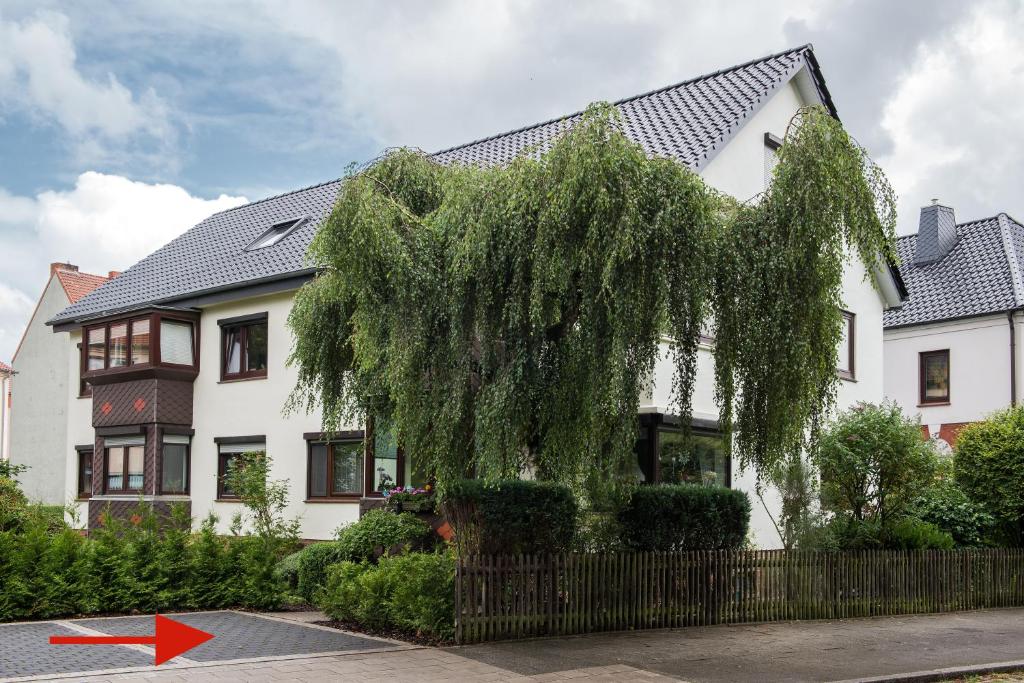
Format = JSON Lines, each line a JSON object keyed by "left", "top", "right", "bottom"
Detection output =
{"left": 77, "top": 341, "right": 91, "bottom": 397}
{"left": 219, "top": 313, "right": 269, "bottom": 381}
{"left": 81, "top": 311, "right": 199, "bottom": 385}
{"left": 215, "top": 436, "right": 266, "bottom": 500}
{"left": 306, "top": 437, "right": 365, "bottom": 501}
{"left": 919, "top": 349, "right": 951, "bottom": 405}
{"left": 839, "top": 310, "right": 856, "bottom": 381}
{"left": 159, "top": 436, "right": 191, "bottom": 495}
{"left": 104, "top": 443, "right": 144, "bottom": 494}
{"left": 75, "top": 447, "right": 93, "bottom": 499}
{"left": 364, "top": 418, "right": 405, "bottom": 497}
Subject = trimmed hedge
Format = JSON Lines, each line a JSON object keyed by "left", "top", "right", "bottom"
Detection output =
{"left": 319, "top": 551, "right": 455, "bottom": 641}
{"left": 443, "top": 479, "right": 578, "bottom": 555}
{"left": 618, "top": 485, "right": 750, "bottom": 551}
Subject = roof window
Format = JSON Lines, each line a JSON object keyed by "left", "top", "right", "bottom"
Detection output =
{"left": 246, "top": 217, "right": 305, "bottom": 250}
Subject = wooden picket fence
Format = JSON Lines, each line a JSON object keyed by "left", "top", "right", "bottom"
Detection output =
{"left": 454, "top": 549, "right": 1024, "bottom": 643}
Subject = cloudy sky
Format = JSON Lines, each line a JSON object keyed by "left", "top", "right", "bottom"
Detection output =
{"left": 0, "top": 0, "right": 1021, "bottom": 360}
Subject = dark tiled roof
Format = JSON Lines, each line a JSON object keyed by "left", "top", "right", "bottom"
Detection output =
{"left": 50, "top": 45, "right": 830, "bottom": 326}
{"left": 884, "top": 214, "right": 1024, "bottom": 328}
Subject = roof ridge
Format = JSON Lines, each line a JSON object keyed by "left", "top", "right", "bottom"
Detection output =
{"left": 206, "top": 177, "right": 342, "bottom": 219}
{"left": 431, "top": 44, "right": 813, "bottom": 158}
{"left": 997, "top": 213, "right": 1024, "bottom": 307}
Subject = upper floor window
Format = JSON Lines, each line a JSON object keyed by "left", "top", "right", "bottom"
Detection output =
{"left": 220, "top": 314, "right": 268, "bottom": 381}
{"left": 920, "top": 349, "right": 950, "bottom": 404}
{"left": 82, "top": 312, "right": 195, "bottom": 376}
{"left": 838, "top": 311, "right": 855, "bottom": 381}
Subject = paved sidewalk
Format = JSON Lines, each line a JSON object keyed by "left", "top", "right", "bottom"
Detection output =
{"left": 6, "top": 609, "right": 1024, "bottom": 682}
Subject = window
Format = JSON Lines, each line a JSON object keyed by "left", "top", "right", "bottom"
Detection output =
{"left": 764, "top": 132, "right": 783, "bottom": 189}
{"left": 246, "top": 218, "right": 304, "bottom": 250}
{"left": 160, "top": 320, "right": 194, "bottom": 365}
{"left": 87, "top": 327, "right": 106, "bottom": 370}
{"left": 77, "top": 342, "right": 91, "bottom": 397}
{"left": 656, "top": 429, "right": 729, "bottom": 487}
{"left": 221, "top": 316, "right": 268, "bottom": 380}
{"left": 131, "top": 318, "right": 150, "bottom": 365}
{"left": 371, "top": 428, "right": 398, "bottom": 493}
{"left": 77, "top": 449, "right": 93, "bottom": 498}
{"left": 104, "top": 437, "right": 145, "bottom": 492}
{"left": 920, "top": 349, "right": 950, "bottom": 404}
{"left": 308, "top": 440, "right": 364, "bottom": 499}
{"left": 160, "top": 434, "right": 190, "bottom": 494}
{"left": 217, "top": 439, "right": 265, "bottom": 499}
{"left": 838, "top": 311, "right": 855, "bottom": 380}
{"left": 109, "top": 323, "right": 128, "bottom": 367}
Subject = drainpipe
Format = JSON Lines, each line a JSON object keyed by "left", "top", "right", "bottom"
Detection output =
{"left": 1011, "top": 311, "right": 1018, "bottom": 407}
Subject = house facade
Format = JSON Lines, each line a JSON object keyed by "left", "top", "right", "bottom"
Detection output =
{"left": 0, "top": 361, "right": 12, "bottom": 462}
{"left": 884, "top": 202, "right": 1024, "bottom": 450}
{"left": 8, "top": 263, "right": 114, "bottom": 502}
{"left": 48, "top": 45, "right": 905, "bottom": 547}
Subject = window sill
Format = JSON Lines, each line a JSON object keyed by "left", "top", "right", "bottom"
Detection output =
{"left": 75, "top": 497, "right": 91, "bottom": 502}
{"left": 918, "top": 401, "right": 951, "bottom": 407}
{"left": 218, "top": 375, "right": 268, "bottom": 385}
{"left": 305, "top": 497, "right": 361, "bottom": 503}
{"left": 838, "top": 375, "right": 857, "bottom": 383}
{"left": 214, "top": 498, "right": 241, "bottom": 503}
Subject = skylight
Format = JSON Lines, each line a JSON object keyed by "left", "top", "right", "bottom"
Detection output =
{"left": 246, "top": 217, "right": 305, "bottom": 250}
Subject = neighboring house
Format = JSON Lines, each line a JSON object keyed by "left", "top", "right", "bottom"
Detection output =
{"left": 9, "top": 263, "right": 115, "bottom": 502}
{"left": 47, "top": 45, "right": 905, "bottom": 546}
{"left": 884, "top": 201, "right": 1024, "bottom": 451}
{"left": 0, "top": 361, "right": 12, "bottom": 462}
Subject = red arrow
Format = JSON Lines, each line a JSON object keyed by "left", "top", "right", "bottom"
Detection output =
{"left": 50, "top": 614, "right": 214, "bottom": 665}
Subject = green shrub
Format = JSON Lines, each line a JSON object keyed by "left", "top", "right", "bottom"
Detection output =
{"left": 297, "top": 542, "right": 349, "bottom": 602}
{"left": 955, "top": 406, "right": 1024, "bottom": 545}
{"left": 0, "top": 477, "right": 27, "bottom": 532}
{"left": 909, "top": 475, "right": 996, "bottom": 547}
{"left": 319, "top": 551, "right": 455, "bottom": 640}
{"left": 275, "top": 549, "right": 304, "bottom": 591}
{"left": 334, "top": 509, "right": 434, "bottom": 562}
{"left": 617, "top": 484, "right": 750, "bottom": 551}
{"left": 813, "top": 517, "right": 954, "bottom": 550}
{"left": 814, "top": 402, "right": 937, "bottom": 525}
{"left": 886, "top": 518, "right": 955, "bottom": 550}
{"left": 443, "top": 479, "right": 578, "bottom": 555}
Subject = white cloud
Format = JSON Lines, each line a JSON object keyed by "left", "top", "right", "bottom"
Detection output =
{"left": 0, "top": 172, "right": 246, "bottom": 361}
{"left": 0, "top": 10, "right": 175, "bottom": 167}
{"left": 877, "top": 0, "right": 1024, "bottom": 232}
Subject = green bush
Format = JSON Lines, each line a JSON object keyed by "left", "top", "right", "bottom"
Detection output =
{"left": 0, "top": 477, "right": 27, "bottom": 532}
{"left": 814, "top": 402, "right": 937, "bottom": 525}
{"left": 335, "top": 509, "right": 434, "bottom": 561}
{"left": 275, "top": 549, "right": 304, "bottom": 591}
{"left": 617, "top": 484, "right": 750, "bottom": 551}
{"left": 319, "top": 551, "right": 455, "bottom": 641}
{"left": 909, "top": 473, "right": 996, "bottom": 547}
{"left": 812, "top": 517, "right": 954, "bottom": 550}
{"left": 955, "top": 406, "right": 1024, "bottom": 545}
{"left": 443, "top": 479, "right": 578, "bottom": 555}
{"left": 296, "top": 542, "right": 349, "bottom": 602}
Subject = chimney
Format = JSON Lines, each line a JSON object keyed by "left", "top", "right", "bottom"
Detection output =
{"left": 50, "top": 262, "right": 78, "bottom": 276}
{"left": 914, "top": 199, "right": 958, "bottom": 265}
{"left": 107, "top": 271, "right": 121, "bottom": 279}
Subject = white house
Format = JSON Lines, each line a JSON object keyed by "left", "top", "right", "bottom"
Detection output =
{"left": 47, "top": 45, "right": 905, "bottom": 546}
{"left": 0, "top": 361, "right": 12, "bottom": 463}
{"left": 884, "top": 202, "right": 1024, "bottom": 450}
{"left": 8, "top": 263, "right": 114, "bottom": 502}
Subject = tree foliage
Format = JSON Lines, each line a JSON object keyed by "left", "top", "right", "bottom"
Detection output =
{"left": 288, "top": 104, "right": 896, "bottom": 489}
{"left": 955, "top": 405, "right": 1024, "bottom": 545}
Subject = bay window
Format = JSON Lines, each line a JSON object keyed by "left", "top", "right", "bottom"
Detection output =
{"left": 81, "top": 312, "right": 196, "bottom": 379}
{"left": 160, "top": 319, "right": 194, "bottom": 366}
{"left": 104, "top": 437, "right": 145, "bottom": 493}
{"left": 160, "top": 434, "right": 190, "bottom": 494}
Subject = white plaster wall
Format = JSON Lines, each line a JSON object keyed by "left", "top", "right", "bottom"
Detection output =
{"left": 191, "top": 291, "right": 362, "bottom": 540}
{"left": 65, "top": 329, "right": 93, "bottom": 528}
{"left": 10, "top": 276, "right": 72, "bottom": 503}
{"left": 645, "top": 73, "right": 890, "bottom": 548}
{"left": 884, "top": 314, "right": 1014, "bottom": 429}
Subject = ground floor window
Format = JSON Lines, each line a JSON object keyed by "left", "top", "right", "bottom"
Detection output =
{"left": 76, "top": 449, "right": 93, "bottom": 498}
{"left": 103, "top": 436, "right": 144, "bottom": 493}
{"left": 635, "top": 415, "right": 731, "bottom": 487}
{"left": 216, "top": 438, "right": 265, "bottom": 499}
{"left": 160, "top": 434, "right": 190, "bottom": 494}
{"left": 308, "top": 439, "right": 363, "bottom": 499}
